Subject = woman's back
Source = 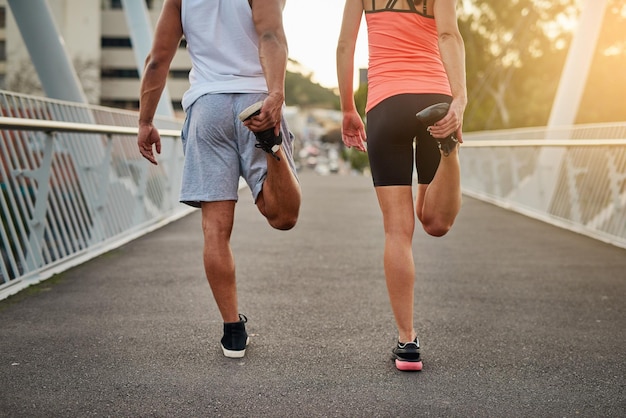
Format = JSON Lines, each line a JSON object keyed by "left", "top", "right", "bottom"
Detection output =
{"left": 364, "top": 0, "right": 451, "bottom": 112}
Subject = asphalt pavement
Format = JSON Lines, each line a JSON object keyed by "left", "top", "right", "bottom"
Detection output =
{"left": 1, "top": 171, "right": 625, "bottom": 417}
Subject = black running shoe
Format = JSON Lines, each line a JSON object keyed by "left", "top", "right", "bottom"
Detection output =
{"left": 238, "top": 101, "right": 282, "bottom": 161}
{"left": 221, "top": 314, "right": 249, "bottom": 359}
{"left": 416, "top": 102, "right": 458, "bottom": 157}
{"left": 392, "top": 337, "right": 423, "bottom": 371}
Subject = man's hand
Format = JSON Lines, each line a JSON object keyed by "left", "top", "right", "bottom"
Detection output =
{"left": 137, "top": 121, "right": 161, "bottom": 165}
{"left": 242, "top": 94, "right": 284, "bottom": 136}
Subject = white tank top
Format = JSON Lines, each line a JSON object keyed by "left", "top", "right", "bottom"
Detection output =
{"left": 181, "top": 0, "right": 268, "bottom": 110}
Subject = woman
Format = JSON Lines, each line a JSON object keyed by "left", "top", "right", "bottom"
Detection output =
{"left": 336, "top": 0, "right": 467, "bottom": 371}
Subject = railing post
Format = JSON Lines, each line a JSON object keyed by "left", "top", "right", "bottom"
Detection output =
{"left": 606, "top": 150, "right": 626, "bottom": 217}
{"left": 23, "top": 131, "right": 55, "bottom": 271}
{"left": 133, "top": 161, "right": 150, "bottom": 226}
{"left": 562, "top": 151, "right": 584, "bottom": 223}
{"left": 85, "top": 134, "right": 114, "bottom": 245}
{"left": 163, "top": 136, "right": 182, "bottom": 212}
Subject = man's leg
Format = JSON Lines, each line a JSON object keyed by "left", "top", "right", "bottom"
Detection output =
{"left": 255, "top": 148, "right": 301, "bottom": 230}
{"left": 238, "top": 100, "right": 301, "bottom": 230}
{"left": 201, "top": 200, "right": 239, "bottom": 323}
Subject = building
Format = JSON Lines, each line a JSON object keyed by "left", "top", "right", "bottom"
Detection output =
{"left": 0, "top": 0, "right": 190, "bottom": 115}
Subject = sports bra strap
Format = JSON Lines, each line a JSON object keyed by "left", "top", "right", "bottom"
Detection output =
{"left": 409, "top": 1, "right": 429, "bottom": 15}
{"left": 365, "top": 0, "right": 430, "bottom": 15}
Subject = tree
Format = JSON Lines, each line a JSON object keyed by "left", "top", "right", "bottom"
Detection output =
{"left": 6, "top": 59, "right": 43, "bottom": 97}
{"left": 354, "top": 83, "right": 368, "bottom": 119}
{"left": 459, "top": 0, "right": 579, "bottom": 130}
{"left": 285, "top": 59, "right": 340, "bottom": 109}
{"left": 6, "top": 56, "right": 101, "bottom": 104}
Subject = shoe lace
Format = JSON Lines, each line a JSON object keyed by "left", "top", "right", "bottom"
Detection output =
{"left": 254, "top": 130, "right": 281, "bottom": 161}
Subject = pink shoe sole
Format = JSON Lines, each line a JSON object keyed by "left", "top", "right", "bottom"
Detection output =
{"left": 395, "top": 359, "right": 423, "bottom": 371}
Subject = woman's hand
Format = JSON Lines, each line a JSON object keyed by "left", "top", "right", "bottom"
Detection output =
{"left": 428, "top": 99, "right": 465, "bottom": 143}
{"left": 341, "top": 110, "right": 367, "bottom": 152}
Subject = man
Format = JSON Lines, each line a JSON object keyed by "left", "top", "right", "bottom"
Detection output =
{"left": 137, "top": 0, "right": 301, "bottom": 359}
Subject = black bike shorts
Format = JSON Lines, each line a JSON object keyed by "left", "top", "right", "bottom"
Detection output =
{"left": 366, "top": 93, "right": 452, "bottom": 186}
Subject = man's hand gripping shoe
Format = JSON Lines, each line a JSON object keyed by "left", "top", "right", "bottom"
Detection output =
{"left": 238, "top": 101, "right": 282, "bottom": 161}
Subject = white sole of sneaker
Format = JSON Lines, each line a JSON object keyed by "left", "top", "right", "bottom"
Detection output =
{"left": 238, "top": 101, "right": 263, "bottom": 122}
{"left": 221, "top": 337, "right": 250, "bottom": 359}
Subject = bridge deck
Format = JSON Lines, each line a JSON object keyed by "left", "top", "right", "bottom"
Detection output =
{"left": 1, "top": 172, "right": 624, "bottom": 417}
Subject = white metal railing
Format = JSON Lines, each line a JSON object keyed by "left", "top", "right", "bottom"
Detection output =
{"left": 461, "top": 123, "right": 626, "bottom": 249}
{"left": 2, "top": 88, "right": 624, "bottom": 300}
{"left": 0, "top": 90, "right": 188, "bottom": 300}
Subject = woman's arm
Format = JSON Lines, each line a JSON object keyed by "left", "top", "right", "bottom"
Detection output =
{"left": 336, "top": 0, "right": 367, "bottom": 151}
{"left": 337, "top": 0, "right": 363, "bottom": 113}
{"left": 432, "top": 0, "right": 467, "bottom": 141}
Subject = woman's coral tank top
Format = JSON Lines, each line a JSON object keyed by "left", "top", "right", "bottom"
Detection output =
{"left": 365, "top": 10, "right": 452, "bottom": 113}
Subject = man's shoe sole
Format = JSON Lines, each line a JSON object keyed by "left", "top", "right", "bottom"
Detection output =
{"left": 221, "top": 337, "right": 250, "bottom": 359}
{"left": 238, "top": 101, "right": 263, "bottom": 122}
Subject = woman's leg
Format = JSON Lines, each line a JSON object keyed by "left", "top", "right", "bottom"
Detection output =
{"left": 375, "top": 185, "right": 418, "bottom": 344}
{"left": 416, "top": 144, "right": 461, "bottom": 237}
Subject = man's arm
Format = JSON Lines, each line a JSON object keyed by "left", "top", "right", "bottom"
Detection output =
{"left": 137, "top": 0, "right": 183, "bottom": 164}
{"left": 246, "top": 0, "right": 288, "bottom": 134}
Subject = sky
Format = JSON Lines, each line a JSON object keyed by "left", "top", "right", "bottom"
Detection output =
{"left": 282, "top": 1, "right": 369, "bottom": 89}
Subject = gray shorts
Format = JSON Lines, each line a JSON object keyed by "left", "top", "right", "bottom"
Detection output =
{"left": 179, "top": 93, "right": 297, "bottom": 207}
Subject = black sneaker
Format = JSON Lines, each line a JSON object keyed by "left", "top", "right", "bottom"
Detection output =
{"left": 392, "top": 337, "right": 423, "bottom": 371}
{"left": 416, "top": 102, "right": 458, "bottom": 157}
{"left": 238, "top": 101, "right": 282, "bottom": 161}
{"left": 221, "top": 314, "right": 249, "bottom": 358}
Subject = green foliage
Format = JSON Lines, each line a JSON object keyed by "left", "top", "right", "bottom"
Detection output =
{"left": 459, "top": 0, "right": 626, "bottom": 129}
{"left": 459, "top": 0, "right": 580, "bottom": 130}
{"left": 285, "top": 71, "right": 340, "bottom": 109}
{"left": 347, "top": 84, "right": 370, "bottom": 172}
{"left": 354, "top": 83, "right": 368, "bottom": 119}
{"left": 341, "top": 147, "right": 370, "bottom": 173}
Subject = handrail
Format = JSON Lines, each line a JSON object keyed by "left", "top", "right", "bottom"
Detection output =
{"left": 464, "top": 138, "right": 626, "bottom": 147}
{"left": 0, "top": 116, "right": 181, "bottom": 138}
{"left": 459, "top": 126, "right": 626, "bottom": 250}
{"left": 0, "top": 112, "right": 187, "bottom": 300}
